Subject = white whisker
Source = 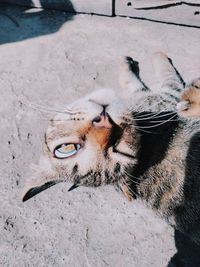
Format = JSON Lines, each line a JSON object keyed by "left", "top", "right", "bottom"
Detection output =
{"left": 29, "top": 103, "right": 83, "bottom": 115}
{"left": 121, "top": 177, "right": 141, "bottom": 198}
{"left": 134, "top": 111, "right": 177, "bottom": 121}
{"left": 135, "top": 111, "right": 163, "bottom": 119}
{"left": 124, "top": 170, "right": 150, "bottom": 185}
{"left": 134, "top": 126, "right": 155, "bottom": 134}
{"left": 136, "top": 114, "right": 177, "bottom": 129}
{"left": 19, "top": 95, "right": 84, "bottom": 115}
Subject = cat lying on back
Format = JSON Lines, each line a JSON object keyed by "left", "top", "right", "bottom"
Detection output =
{"left": 23, "top": 52, "right": 200, "bottom": 245}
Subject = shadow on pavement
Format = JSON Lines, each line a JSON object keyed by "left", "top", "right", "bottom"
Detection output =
{"left": 0, "top": 1, "right": 75, "bottom": 45}
{"left": 168, "top": 230, "right": 200, "bottom": 267}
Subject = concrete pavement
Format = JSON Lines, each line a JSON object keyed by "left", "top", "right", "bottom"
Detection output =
{"left": 1, "top": 3, "right": 200, "bottom": 267}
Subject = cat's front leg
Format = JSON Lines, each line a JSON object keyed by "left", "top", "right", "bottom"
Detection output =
{"left": 177, "top": 78, "right": 200, "bottom": 118}
{"left": 152, "top": 51, "right": 184, "bottom": 96}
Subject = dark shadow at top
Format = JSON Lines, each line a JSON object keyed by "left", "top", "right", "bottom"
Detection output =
{"left": 0, "top": 1, "right": 75, "bottom": 45}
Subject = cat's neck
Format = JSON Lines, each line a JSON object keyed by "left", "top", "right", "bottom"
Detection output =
{"left": 135, "top": 111, "right": 179, "bottom": 175}
{"left": 128, "top": 111, "right": 180, "bottom": 197}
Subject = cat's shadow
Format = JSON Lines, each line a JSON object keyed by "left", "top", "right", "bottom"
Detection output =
{"left": 168, "top": 132, "right": 200, "bottom": 266}
{"left": 168, "top": 230, "right": 200, "bottom": 267}
{"left": 0, "top": 1, "right": 75, "bottom": 45}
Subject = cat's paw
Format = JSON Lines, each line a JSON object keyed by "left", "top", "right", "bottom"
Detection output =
{"left": 152, "top": 51, "right": 169, "bottom": 67}
{"left": 177, "top": 78, "right": 200, "bottom": 118}
{"left": 153, "top": 51, "right": 169, "bottom": 61}
{"left": 152, "top": 51, "right": 174, "bottom": 80}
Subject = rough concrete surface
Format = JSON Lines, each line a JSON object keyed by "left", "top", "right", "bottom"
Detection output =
{"left": 0, "top": 4, "right": 200, "bottom": 267}
{"left": 115, "top": 1, "right": 200, "bottom": 27}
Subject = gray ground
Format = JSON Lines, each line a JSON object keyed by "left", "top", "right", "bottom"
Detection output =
{"left": 1, "top": 4, "right": 200, "bottom": 267}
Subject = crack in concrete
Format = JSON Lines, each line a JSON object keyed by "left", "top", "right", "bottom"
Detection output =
{"left": 136, "top": 1, "right": 200, "bottom": 10}
{"left": 118, "top": 14, "right": 200, "bottom": 29}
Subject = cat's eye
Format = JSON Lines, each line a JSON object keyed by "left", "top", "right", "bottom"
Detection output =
{"left": 54, "top": 143, "right": 81, "bottom": 159}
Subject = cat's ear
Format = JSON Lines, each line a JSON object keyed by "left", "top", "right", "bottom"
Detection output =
{"left": 22, "top": 155, "right": 63, "bottom": 202}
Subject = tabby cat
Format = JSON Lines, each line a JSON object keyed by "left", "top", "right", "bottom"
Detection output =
{"left": 23, "top": 52, "right": 200, "bottom": 245}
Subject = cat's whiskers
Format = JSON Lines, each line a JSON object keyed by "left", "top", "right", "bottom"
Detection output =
{"left": 136, "top": 113, "right": 178, "bottom": 129}
{"left": 121, "top": 176, "right": 141, "bottom": 198}
{"left": 31, "top": 104, "right": 84, "bottom": 115}
{"left": 148, "top": 119, "right": 179, "bottom": 123}
{"left": 21, "top": 96, "right": 85, "bottom": 115}
{"left": 51, "top": 118, "right": 85, "bottom": 122}
{"left": 124, "top": 171, "right": 141, "bottom": 183}
{"left": 124, "top": 170, "right": 150, "bottom": 186}
{"left": 134, "top": 110, "right": 163, "bottom": 119}
{"left": 134, "top": 110, "right": 177, "bottom": 121}
{"left": 121, "top": 111, "right": 177, "bottom": 124}
{"left": 119, "top": 117, "right": 156, "bottom": 134}
{"left": 134, "top": 126, "right": 155, "bottom": 134}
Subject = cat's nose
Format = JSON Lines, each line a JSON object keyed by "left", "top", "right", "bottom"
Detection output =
{"left": 92, "top": 114, "right": 113, "bottom": 129}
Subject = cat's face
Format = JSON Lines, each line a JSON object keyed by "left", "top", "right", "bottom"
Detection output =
{"left": 22, "top": 89, "right": 138, "bottom": 201}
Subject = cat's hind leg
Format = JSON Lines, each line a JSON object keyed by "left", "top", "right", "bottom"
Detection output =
{"left": 119, "top": 56, "right": 149, "bottom": 95}
{"left": 153, "top": 52, "right": 185, "bottom": 101}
